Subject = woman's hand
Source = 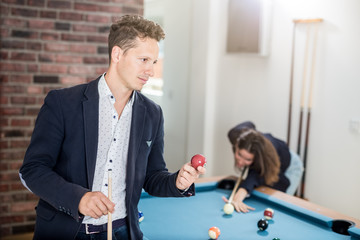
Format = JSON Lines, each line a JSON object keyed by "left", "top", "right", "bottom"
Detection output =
{"left": 222, "top": 187, "right": 255, "bottom": 213}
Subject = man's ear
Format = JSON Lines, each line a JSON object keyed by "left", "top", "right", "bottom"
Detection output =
{"left": 111, "top": 46, "right": 123, "bottom": 63}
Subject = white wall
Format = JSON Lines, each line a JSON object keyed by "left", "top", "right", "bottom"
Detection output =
{"left": 149, "top": 0, "right": 360, "bottom": 219}
{"left": 213, "top": 0, "right": 360, "bottom": 220}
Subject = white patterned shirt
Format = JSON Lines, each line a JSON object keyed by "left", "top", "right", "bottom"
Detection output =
{"left": 83, "top": 73, "right": 134, "bottom": 225}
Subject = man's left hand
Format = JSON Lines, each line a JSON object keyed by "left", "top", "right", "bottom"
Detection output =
{"left": 176, "top": 162, "right": 206, "bottom": 190}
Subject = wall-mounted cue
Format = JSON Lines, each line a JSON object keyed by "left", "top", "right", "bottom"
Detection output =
{"left": 287, "top": 18, "right": 323, "bottom": 197}
{"left": 287, "top": 18, "right": 323, "bottom": 148}
{"left": 286, "top": 21, "right": 297, "bottom": 146}
{"left": 108, "top": 169, "right": 112, "bottom": 240}
{"left": 297, "top": 26, "right": 311, "bottom": 155}
{"left": 300, "top": 22, "right": 321, "bottom": 198}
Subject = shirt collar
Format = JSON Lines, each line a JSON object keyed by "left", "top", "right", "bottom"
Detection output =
{"left": 98, "top": 73, "right": 112, "bottom": 98}
{"left": 98, "top": 73, "right": 135, "bottom": 107}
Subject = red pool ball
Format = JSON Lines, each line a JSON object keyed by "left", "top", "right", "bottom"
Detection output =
{"left": 191, "top": 154, "right": 206, "bottom": 169}
{"left": 264, "top": 208, "right": 274, "bottom": 220}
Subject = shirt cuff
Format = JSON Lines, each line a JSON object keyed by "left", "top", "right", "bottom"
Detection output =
{"left": 178, "top": 186, "right": 190, "bottom": 193}
{"left": 178, "top": 184, "right": 195, "bottom": 197}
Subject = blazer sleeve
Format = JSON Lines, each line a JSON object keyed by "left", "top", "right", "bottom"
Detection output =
{"left": 142, "top": 106, "right": 193, "bottom": 197}
{"left": 19, "top": 90, "right": 88, "bottom": 221}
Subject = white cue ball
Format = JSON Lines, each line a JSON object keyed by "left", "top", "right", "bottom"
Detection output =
{"left": 223, "top": 203, "right": 234, "bottom": 215}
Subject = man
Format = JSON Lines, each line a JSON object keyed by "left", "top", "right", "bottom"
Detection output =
{"left": 19, "top": 15, "right": 205, "bottom": 240}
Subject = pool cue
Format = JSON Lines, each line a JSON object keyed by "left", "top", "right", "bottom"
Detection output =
{"left": 107, "top": 169, "right": 112, "bottom": 240}
{"left": 286, "top": 20, "right": 297, "bottom": 146}
{"left": 296, "top": 25, "right": 311, "bottom": 155}
{"left": 300, "top": 23, "right": 321, "bottom": 199}
{"left": 291, "top": 18, "right": 323, "bottom": 197}
{"left": 228, "top": 167, "right": 248, "bottom": 204}
{"left": 287, "top": 18, "right": 322, "bottom": 146}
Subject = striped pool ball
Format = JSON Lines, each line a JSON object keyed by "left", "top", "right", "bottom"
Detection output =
{"left": 208, "top": 226, "right": 220, "bottom": 239}
{"left": 264, "top": 208, "right": 274, "bottom": 220}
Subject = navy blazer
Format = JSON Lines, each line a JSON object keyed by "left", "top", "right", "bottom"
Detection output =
{"left": 20, "top": 77, "right": 191, "bottom": 240}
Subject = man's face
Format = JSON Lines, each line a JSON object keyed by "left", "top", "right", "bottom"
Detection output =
{"left": 116, "top": 37, "right": 159, "bottom": 91}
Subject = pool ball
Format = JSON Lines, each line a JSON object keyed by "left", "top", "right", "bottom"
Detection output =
{"left": 257, "top": 218, "right": 268, "bottom": 231}
{"left": 191, "top": 154, "right": 206, "bottom": 169}
{"left": 223, "top": 202, "right": 234, "bottom": 215}
{"left": 208, "top": 226, "right": 220, "bottom": 239}
{"left": 138, "top": 211, "right": 144, "bottom": 222}
{"left": 264, "top": 208, "right": 274, "bottom": 220}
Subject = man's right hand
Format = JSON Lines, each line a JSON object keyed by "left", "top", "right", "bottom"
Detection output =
{"left": 78, "top": 192, "right": 115, "bottom": 219}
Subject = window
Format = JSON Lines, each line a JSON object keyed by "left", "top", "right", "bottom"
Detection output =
{"left": 142, "top": 0, "right": 165, "bottom": 98}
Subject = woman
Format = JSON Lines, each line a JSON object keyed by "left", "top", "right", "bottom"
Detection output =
{"left": 223, "top": 121, "right": 298, "bottom": 213}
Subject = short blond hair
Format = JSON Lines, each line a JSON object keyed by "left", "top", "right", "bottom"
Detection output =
{"left": 108, "top": 15, "right": 165, "bottom": 61}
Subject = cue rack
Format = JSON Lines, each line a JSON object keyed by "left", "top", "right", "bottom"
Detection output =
{"left": 286, "top": 18, "right": 323, "bottom": 199}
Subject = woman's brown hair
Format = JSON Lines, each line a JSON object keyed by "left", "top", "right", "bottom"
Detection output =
{"left": 235, "top": 128, "right": 280, "bottom": 186}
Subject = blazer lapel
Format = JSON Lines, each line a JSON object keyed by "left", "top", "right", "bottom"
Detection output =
{"left": 82, "top": 79, "right": 100, "bottom": 189}
{"left": 126, "top": 91, "right": 146, "bottom": 199}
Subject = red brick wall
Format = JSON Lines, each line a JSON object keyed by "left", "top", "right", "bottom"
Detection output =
{"left": 0, "top": 0, "right": 143, "bottom": 237}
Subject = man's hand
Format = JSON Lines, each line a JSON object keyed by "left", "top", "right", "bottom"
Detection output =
{"left": 78, "top": 192, "right": 115, "bottom": 219}
{"left": 176, "top": 162, "right": 206, "bottom": 190}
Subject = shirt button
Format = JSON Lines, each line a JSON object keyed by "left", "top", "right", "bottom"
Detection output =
{"left": 114, "top": 138, "right": 116, "bottom": 141}
{"left": 105, "top": 184, "right": 108, "bottom": 187}
{"left": 109, "top": 159, "right": 113, "bottom": 163}
{"left": 111, "top": 96, "right": 114, "bottom": 99}
{"left": 113, "top": 116, "right": 116, "bottom": 119}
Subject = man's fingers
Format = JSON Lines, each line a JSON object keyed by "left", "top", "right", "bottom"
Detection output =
{"left": 176, "top": 175, "right": 190, "bottom": 190}
{"left": 100, "top": 195, "right": 115, "bottom": 213}
{"left": 196, "top": 166, "right": 206, "bottom": 174}
{"left": 93, "top": 205, "right": 105, "bottom": 218}
{"left": 183, "top": 163, "right": 197, "bottom": 175}
{"left": 91, "top": 209, "right": 103, "bottom": 219}
{"left": 175, "top": 161, "right": 206, "bottom": 190}
{"left": 79, "top": 191, "right": 115, "bottom": 218}
{"left": 95, "top": 200, "right": 109, "bottom": 215}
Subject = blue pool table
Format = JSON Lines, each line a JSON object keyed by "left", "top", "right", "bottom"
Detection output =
{"left": 138, "top": 177, "right": 360, "bottom": 240}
